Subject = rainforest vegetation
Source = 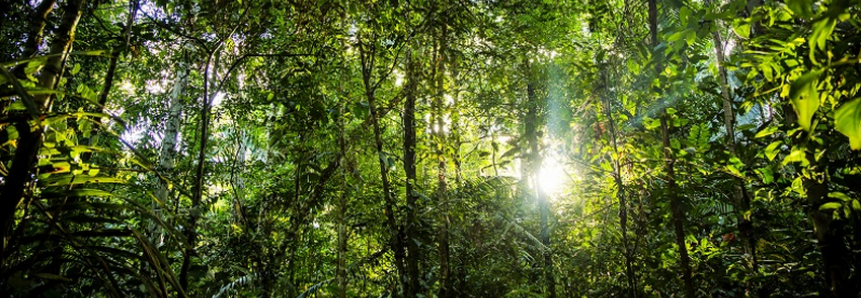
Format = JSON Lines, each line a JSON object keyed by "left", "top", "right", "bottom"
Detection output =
{"left": 1, "top": 0, "right": 861, "bottom": 297}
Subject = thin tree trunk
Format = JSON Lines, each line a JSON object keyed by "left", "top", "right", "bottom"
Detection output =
{"left": 180, "top": 48, "right": 221, "bottom": 291}
{"left": 359, "top": 39, "right": 408, "bottom": 295}
{"left": 491, "top": 133, "right": 499, "bottom": 177}
{"left": 402, "top": 50, "right": 421, "bottom": 298}
{"left": 84, "top": 0, "right": 137, "bottom": 151}
{"left": 152, "top": 53, "right": 188, "bottom": 246}
{"left": 804, "top": 171, "right": 852, "bottom": 297}
{"left": 525, "top": 79, "right": 556, "bottom": 298}
{"left": 450, "top": 56, "right": 463, "bottom": 187}
{"left": 649, "top": 0, "right": 695, "bottom": 296}
{"left": 434, "top": 30, "right": 452, "bottom": 298}
{"left": 600, "top": 69, "right": 637, "bottom": 298}
{"left": 337, "top": 103, "right": 349, "bottom": 298}
{"left": 12, "top": 0, "right": 56, "bottom": 76}
{"left": 95, "top": 0, "right": 138, "bottom": 109}
{"left": 782, "top": 102, "right": 853, "bottom": 297}
{"left": 709, "top": 13, "right": 758, "bottom": 273}
{"left": 0, "top": 0, "right": 84, "bottom": 257}
{"left": 660, "top": 116, "right": 695, "bottom": 297}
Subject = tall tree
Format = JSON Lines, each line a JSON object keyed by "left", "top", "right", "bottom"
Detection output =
{"left": 402, "top": 48, "right": 421, "bottom": 298}
{"left": 359, "top": 31, "right": 409, "bottom": 295}
{"left": 649, "top": 0, "right": 694, "bottom": 296}
{"left": 1, "top": 0, "right": 85, "bottom": 253}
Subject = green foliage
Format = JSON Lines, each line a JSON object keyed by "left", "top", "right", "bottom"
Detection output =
{"left": 2, "top": 0, "right": 861, "bottom": 297}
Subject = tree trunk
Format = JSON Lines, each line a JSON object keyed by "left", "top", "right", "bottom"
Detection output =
{"left": 0, "top": 0, "right": 84, "bottom": 258}
{"left": 97, "top": 0, "right": 137, "bottom": 106}
{"left": 402, "top": 50, "right": 421, "bottom": 298}
{"left": 525, "top": 79, "right": 556, "bottom": 298}
{"left": 661, "top": 116, "right": 695, "bottom": 297}
{"left": 180, "top": 48, "right": 222, "bottom": 292}
{"left": 600, "top": 69, "right": 637, "bottom": 298}
{"left": 12, "top": 0, "right": 55, "bottom": 77}
{"left": 450, "top": 56, "right": 463, "bottom": 187}
{"left": 708, "top": 1, "right": 757, "bottom": 275}
{"left": 804, "top": 171, "right": 852, "bottom": 297}
{"left": 783, "top": 102, "right": 853, "bottom": 297}
{"left": 359, "top": 39, "right": 408, "bottom": 295}
{"left": 152, "top": 52, "right": 188, "bottom": 246}
{"left": 337, "top": 102, "right": 349, "bottom": 298}
{"left": 434, "top": 30, "right": 451, "bottom": 298}
{"left": 649, "top": 0, "right": 695, "bottom": 296}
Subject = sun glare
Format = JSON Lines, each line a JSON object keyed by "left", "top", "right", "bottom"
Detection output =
{"left": 538, "top": 158, "right": 567, "bottom": 196}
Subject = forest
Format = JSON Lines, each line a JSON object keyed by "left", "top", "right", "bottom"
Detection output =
{"left": 1, "top": 0, "right": 860, "bottom": 297}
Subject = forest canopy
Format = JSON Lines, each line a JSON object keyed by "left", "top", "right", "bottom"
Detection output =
{"left": 1, "top": 0, "right": 861, "bottom": 297}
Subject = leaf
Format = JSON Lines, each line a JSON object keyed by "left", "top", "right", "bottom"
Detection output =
{"left": 834, "top": 98, "right": 861, "bottom": 150}
{"left": 41, "top": 189, "right": 114, "bottom": 198}
{"left": 296, "top": 279, "right": 333, "bottom": 298}
{"left": 70, "top": 63, "right": 81, "bottom": 75}
{"left": 790, "top": 70, "right": 822, "bottom": 131}
{"left": 727, "top": 164, "right": 744, "bottom": 178}
{"left": 782, "top": 147, "right": 809, "bottom": 166}
{"left": 0, "top": 50, "right": 109, "bottom": 68}
{"left": 732, "top": 20, "right": 750, "bottom": 39}
{"left": 809, "top": 17, "right": 836, "bottom": 60}
{"left": 828, "top": 192, "right": 852, "bottom": 202}
{"left": 819, "top": 202, "right": 842, "bottom": 210}
{"left": 755, "top": 126, "right": 778, "bottom": 138}
{"left": 764, "top": 141, "right": 782, "bottom": 161}
{"left": 645, "top": 118, "right": 661, "bottom": 130}
{"left": 39, "top": 176, "right": 124, "bottom": 187}
{"left": 757, "top": 167, "right": 774, "bottom": 184}
{"left": 33, "top": 273, "right": 72, "bottom": 282}
{"left": 786, "top": 0, "right": 814, "bottom": 18}
{"left": 679, "top": 7, "right": 692, "bottom": 26}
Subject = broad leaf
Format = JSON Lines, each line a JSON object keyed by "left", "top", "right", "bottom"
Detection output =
{"left": 790, "top": 70, "right": 822, "bottom": 131}
{"left": 834, "top": 98, "right": 861, "bottom": 150}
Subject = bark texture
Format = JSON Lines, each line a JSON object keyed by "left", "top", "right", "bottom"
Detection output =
{"left": 0, "top": 0, "right": 84, "bottom": 258}
{"left": 649, "top": 0, "right": 695, "bottom": 296}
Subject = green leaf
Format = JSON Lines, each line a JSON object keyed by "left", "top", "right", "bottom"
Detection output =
{"left": 819, "top": 202, "right": 842, "bottom": 210}
{"left": 755, "top": 126, "right": 778, "bottom": 138}
{"left": 782, "top": 147, "right": 809, "bottom": 166}
{"left": 787, "top": 0, "right": 814, "bottom": 18}
{"left": 757, "top": 167, "right": 774, "bottom": 184}
{"left": 764, "top": 141, "right": 782, "bottom": 161}
{"left": 42, "top": 189, "right": 114, "bottom": 198}
{"left": 790, "top": 70, "right": 822, "bottom": 131}
{"left": 834, "top": 98, "right": 861, "bottom": 150}
{"left": 40, "top": 176, "right": 124, "bottom": 187}
{"left": 732, "top": 20, "right": 750, "bottom": 39}
{"left": 70, "top": 63, "right": 81, "bottom": 75}
{"left": 645, "top": 118, "right": 661, "bottom": 130}
{"left": 727, "top": 164, "right": 744, "bottom": 178}
{"left": 34, "top": 273, "right": 72, "bottom": 282}
{"left": 809, "top": 17, "right": 836, "bottom": 60}
{"left": 828, "top": 192, "right": 852, "bottom": 202}
{"left": 679, "top": 7, "right": 692, "bottom": 26}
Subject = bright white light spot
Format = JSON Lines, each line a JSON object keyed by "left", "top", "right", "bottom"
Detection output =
{"left": 121, "top": 126, "right": 146, "bottom": 145}
{"left": 119, "top": 81, "right": 135, "bottom": 95}
{"left": 211, "top": 92, "right": 226, "bottom": 107}
{"left": 145, "top": 79, "right": 166, "bottom": 94}
{"left": 394, "top": 70, "right": 404, "bottom": 86}
{"left": 538, "top": 158, "right": 567, "bottom": 196}
{"left": 723, "top": 38, "right": 735, "bottom": 57}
